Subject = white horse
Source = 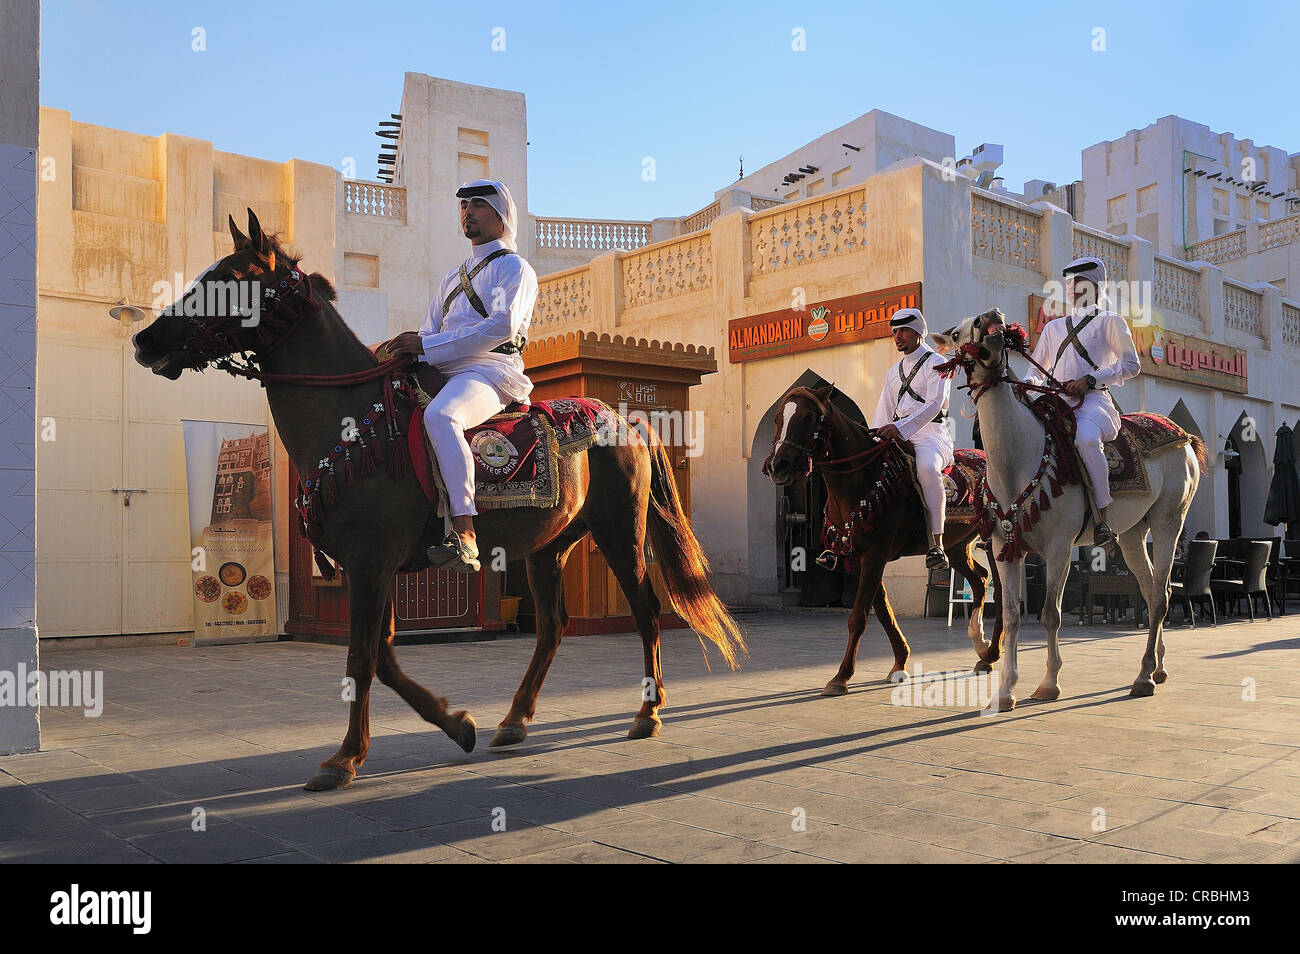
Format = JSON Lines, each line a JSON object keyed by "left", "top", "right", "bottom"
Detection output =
{"left": 932, "top": 310, "right": 1205, "bottom": 711}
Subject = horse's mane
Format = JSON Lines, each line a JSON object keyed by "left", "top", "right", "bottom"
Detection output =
{"left": 260, "top": 231, "right": 338, "bottom": 304}
{"left": 784, "top": 386, "right": 875, "bottom": 439}
{"left": 255, "top": 231, "right": 377, "bottom": 361}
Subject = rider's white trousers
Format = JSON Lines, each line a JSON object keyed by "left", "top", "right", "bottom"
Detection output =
{"left": 423, "top": 371, "right": 509, "bottom": 517}
{"left": 911, "top": 424, "right": 954, "bottom": 536}
{"left": 1073, "top": 391, "right": 1120, "bottom": 511}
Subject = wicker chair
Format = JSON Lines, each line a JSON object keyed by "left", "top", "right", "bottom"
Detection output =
{"left": 1209, "top": 541, "right": 1272, "bottom": 622}
{"left": 1170, "top": 539, "right": 1217, "bottom": 627}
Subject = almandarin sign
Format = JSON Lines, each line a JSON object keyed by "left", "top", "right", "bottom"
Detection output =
{"left": 728, "top": 283, "right": 922, "bottom": 363}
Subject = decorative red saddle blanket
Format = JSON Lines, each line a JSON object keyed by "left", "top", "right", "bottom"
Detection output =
{"left": 942, "top": 448, "right": 985, "bottom": 519}
{"left": 1107, "top": 412, "right": 1193, "bottom": 495}
{"left": 408, "top": 397, "right": 617, "bottom": 511}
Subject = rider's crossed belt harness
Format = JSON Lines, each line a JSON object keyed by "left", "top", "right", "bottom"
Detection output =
{"left": 1051, "top": 312, "right": 1108, "bottom": 390}
{"left": 893, "top": 350, "right": 947, "bottom": 424}
{"left": 441, "top": 248, "right": 527, "bottom": 355}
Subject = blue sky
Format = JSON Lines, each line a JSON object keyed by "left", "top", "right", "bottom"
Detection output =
{"left": 41, "top": 0, "right": 1297, "bottom": 221}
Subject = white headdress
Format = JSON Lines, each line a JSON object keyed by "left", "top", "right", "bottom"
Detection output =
{"left": 888, "top": 307, "right": 927, "bottom": 337}
{"left": 455, "top": 179, "right": 518, "bottom": 251}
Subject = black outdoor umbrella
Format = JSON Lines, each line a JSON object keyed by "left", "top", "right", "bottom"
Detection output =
{"left": 1263, "top": 423, "right": 1300, "bottom": 531}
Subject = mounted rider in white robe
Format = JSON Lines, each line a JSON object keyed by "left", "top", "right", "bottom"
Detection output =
{"left": 1025, "top": 255, "right": 1140, "bottom": 545}
{"left": 871, "top": 307, "right": 954, "bottom": 571}
{"left": 390, "top": 178, "right": 536, "bottom": 572}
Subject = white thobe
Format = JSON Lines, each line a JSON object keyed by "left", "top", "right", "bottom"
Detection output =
{"left": 872, "top": 343, "right": 953, "bottom": 534}
{"left": 420, "top": 239, "right": 538, "bottom": 517}
{"left": 1025, "top": 308, "right": 1140, "bottom": 509}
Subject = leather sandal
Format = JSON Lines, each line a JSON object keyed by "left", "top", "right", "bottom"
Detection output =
{"left": 426, "top": 531, "right": 481, "bottom": 573}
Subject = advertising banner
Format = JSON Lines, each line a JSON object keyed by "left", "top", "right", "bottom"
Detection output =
{"left": 181, "top": 421, "right": 277, "bottom": 643}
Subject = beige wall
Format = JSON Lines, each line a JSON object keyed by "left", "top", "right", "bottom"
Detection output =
{"left": 35, "top": 110, "right": 341, "bottom": 636}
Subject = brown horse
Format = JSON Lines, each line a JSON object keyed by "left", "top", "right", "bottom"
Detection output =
{"left": 764, "top": 384, "right": 1002, "bottom": 694}
{"left": 132, "top": 209, "right": 744, "bottom": 791}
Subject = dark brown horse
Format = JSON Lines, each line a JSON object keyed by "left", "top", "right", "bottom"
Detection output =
{"left": 132, "top": 209, "right": 745, "bottom": 791}
{"left": 764, "top": 384, "right": 1002, "bottom": 694}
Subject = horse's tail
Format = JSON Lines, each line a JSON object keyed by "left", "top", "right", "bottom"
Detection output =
{"left": 643, "top": 429, "right": 747, "bottom": 671}
{"left": 1188, "top": 434, "right": 1209, "bottom": 475}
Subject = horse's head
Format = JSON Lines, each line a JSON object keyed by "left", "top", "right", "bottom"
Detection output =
{"left": 930, "top": 308, "right": 1017, "bottom": 387}
{"left": 132, "top": 208, "right": 327, "bottom": 379}
{"left": 764, "top": 384, "right": 835, "bottom": 485}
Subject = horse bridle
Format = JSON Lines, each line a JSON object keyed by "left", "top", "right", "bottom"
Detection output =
{"left": 762, "top": 393, "right": 834, "bottom": 478}
{"left": 169, "top": 262, "right": 322, "bottom": 372}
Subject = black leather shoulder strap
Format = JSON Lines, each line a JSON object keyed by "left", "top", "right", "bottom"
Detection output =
{"left": 441, "top": 248, "right": 515, "bottom": 318}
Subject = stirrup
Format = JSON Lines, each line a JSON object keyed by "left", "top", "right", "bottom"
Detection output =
{"left": 1092, "top": 521, "right": 1115, "bottom": 547}
{"left": 925, "top": 546, "right": 949, "bottom": 570}
{"left": 426, "top": 531, "right": 480, "bottom": 573}
{"left": 815, "top": 549, "right": 839, "bottom": 571}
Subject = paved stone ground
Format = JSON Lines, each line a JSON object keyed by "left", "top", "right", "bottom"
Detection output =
{"left": 3, "top": 609, "right": 1299, "bottom": 863}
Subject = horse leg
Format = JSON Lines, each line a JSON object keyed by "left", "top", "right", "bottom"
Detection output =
{"left": 578, "top": 505, "right": 670, "bottom": 739}
{"left": 982, "top": 554, "right": 1005, "bottom": 671}
{"left": 988, "top": 552, "right": 1023, "bottom": 713}
{"left": 952, "top": 538, "right": 994, "bottom": 669}
{"left": 490, "top": 526, "right": 587, "bottom": 748}
{"left": 1030, "top": 542, "right": 1073, "bottom": 701}
{"left": 306, "top": 572, "right": 387, "bottom": 791}
{"left": 822, "top": 553, "right": 888, "bottom": 696}
{"left": 1119, "top": 520, "right": 1177, "bottom": 696}
{"left": 375, "top": 599, "right": 477, "bottom": 753}
{"left": 874, "top": 584, "right": 910, "bottom": 682}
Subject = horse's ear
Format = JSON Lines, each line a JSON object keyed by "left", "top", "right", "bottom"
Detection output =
{"left": 246, "top": 208, "right": 268, "bottom": 253}
{"left": 229, "top": 214, "right": 250, "bottom": 251}
{"left": 931, "top": 329, "right": 957, "bottom": 353}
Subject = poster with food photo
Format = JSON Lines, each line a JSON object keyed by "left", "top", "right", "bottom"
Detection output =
{"left": 182, "top": 421, "right": 277, "bottom": 643}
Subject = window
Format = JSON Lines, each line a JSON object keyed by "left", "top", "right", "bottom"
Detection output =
{"left": 805, "top": 178, "right": 824, "bottom": 197}
{"left": 831, "top": 166, "right": 851, "bottom": 188}
{"left": 344, "top": 253, "right": 379, "bottom": 288}
{"left": 1107, "top": 194, "right": 1126, "bottom": 222}
{"left": 1137, "top": 183, "right": 1158, "bottom": 212}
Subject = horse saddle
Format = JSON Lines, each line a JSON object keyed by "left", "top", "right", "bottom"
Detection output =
{"left": 896, "top": 447, "right": 987, "bottom": 557}
{"left": 1103, "top": 413, "right": 1195, "bottom": 496}
{"left": 397, "top": 383, "right": 616, "bottom": 572}
{"left": 1028, "top": 394, "right": 1193, "bottom": 497}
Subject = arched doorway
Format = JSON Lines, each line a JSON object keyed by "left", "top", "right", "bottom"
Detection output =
{"left": 1227, "top": 410, "right": 1269, "bottom": 539}
{"left": 747, "top": 371, "right": 866, "bottom": 608}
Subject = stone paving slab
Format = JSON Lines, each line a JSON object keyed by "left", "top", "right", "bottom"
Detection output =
{"left": 3, "top": 609, "right": 1299, "bottom": 863}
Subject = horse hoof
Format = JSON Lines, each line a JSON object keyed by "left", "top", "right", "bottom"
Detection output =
{"left": 627, "top": 717, "right": 661, "bottom": 739}
{"left": 1030, "top": 686, "right": 1061, "bottom": 701}
{"left": 1130, "top": 681, "right": 1156, "bottom": 698}
{"left": 489, "top": 724, "right": 527, "bottom": 748}
{"left": 984, "top": 695, "right": 1016, "bottom": 714}
{"left": 1153, "top": 670, "right": 1168, "bottom": 685}
{"left": 454, "top": 713, "right": 477, "bottom": 753}
{"left": 821, "top": 681, "right": 848, "bottom": 697}
{"left": 973, "top": 659, "right": 994, "bottom": 675}
{"left": 304, "top": 766, "right": 355, "bottom": 792}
